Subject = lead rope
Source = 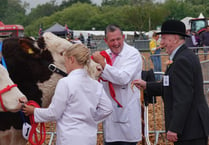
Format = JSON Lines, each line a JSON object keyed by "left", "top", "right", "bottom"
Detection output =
{"left": 27, "top": 100, "right": 46, "bottom": 145}
{"left": 0, "top": 84, "right": 18, "bottom": 112}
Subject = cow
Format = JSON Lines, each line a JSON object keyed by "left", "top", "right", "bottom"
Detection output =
{"left": 0, "top": 32, "right": 102, "bottom": 145}
{"left": 0, "top": 32, "right": 73, "bottom": 145}
{"left": 0, "top": 64, "right": 27, "bottom": 112}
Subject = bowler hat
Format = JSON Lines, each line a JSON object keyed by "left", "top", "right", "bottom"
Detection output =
{"left": 157, "top": 20, "right": 189, "bottom": 37}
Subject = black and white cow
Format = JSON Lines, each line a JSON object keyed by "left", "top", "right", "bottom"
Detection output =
{"left": 0, "top": 32, "right": 102, "bottom": 145}
{"left": 0, "top": 32, "right": 72, "bottom": 145}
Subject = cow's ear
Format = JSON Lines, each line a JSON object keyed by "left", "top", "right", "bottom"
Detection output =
{"left": 37, "top": 37, "right": 46, "bottom": 50}
{"left": 18, "top": 39, "right": 35, "bottom": 54}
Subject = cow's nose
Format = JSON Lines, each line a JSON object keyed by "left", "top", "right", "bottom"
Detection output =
{"left": 19, "top": 97, "right": 28, "bottom": 104}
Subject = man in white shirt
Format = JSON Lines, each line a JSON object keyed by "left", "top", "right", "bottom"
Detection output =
{"left": 92, "top": 24, "right": 143, "bottom": 145}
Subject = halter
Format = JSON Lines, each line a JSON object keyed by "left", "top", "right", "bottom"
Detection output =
{"left": 26, "top": 100, "right": 46, "bottom": 145}
{"left": 0, "top": 84, "right": 18, "bottom": 112}
{"left": 48, "top": 64, "right": 68, "bottom": 77}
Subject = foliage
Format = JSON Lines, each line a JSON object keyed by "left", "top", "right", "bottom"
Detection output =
{"left": 0, "top": 0, "right": 25, "bottom": 24}
{"left": 23, "top": 2, "right": 60, "bottom": 26}
{"left": 59, "top": 0, "right": 91, "bottom": 10}
{"left": 102, "top": 0, "right": 153, "bottom": 6}
{"left": 2, "top": 0, "right": 209, "bottom": 38}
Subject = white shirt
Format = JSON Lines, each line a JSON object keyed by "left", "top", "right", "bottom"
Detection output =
{"left": 34, "top": 69, "right": 113, "bottom": 145}
{"left": 101, "top": 42, "right": 143, "bottom": 142}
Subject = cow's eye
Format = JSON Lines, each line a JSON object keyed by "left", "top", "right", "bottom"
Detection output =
{"left": 60, "top": 50, "right": 65, "bottom": 56}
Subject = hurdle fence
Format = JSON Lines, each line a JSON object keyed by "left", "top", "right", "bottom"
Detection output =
{"left": 33, "top": 46, "right": 208, "bottom": 145}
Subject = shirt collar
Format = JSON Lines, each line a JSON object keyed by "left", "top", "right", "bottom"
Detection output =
{"left": 169, "top": 44, "right": 183, "bottom": 60}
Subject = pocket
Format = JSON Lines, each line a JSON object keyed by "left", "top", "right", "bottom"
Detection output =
{"left": 112, "top": 105, "right": 129, "bottom": 123}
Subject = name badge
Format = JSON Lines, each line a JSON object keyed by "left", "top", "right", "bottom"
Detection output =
{"left": 163, "top": 75, "right": 169, "bottom": 86}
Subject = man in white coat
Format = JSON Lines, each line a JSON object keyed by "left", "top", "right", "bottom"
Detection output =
{"left": 92, "top": 24, "right": 143, "bottom": 145}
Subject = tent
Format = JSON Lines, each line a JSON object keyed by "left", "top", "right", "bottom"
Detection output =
{"left": 43, "top": 23, "right": 72, "bottom": 37}
{"left": 181, "top": 17, "right": 193, "bottom": 30}
{"left": 198, "top": 13, "right": 204, "bottom": 18}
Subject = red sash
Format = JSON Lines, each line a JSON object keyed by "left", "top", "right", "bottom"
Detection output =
{"left": 91, "top": 51, "right": 123, "bottom": 108}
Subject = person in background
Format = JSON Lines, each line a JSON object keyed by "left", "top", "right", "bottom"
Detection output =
{"left": 200, "top": 25, "right": 209, "bottom": 60}
{"left": 132, "top": 20, "right": 209, "bottom": 145}
{"left": 87, "top": 33, "right": 91, "bottom": 48}
{"left": 149, "top": 32, "right": 162, "bottom": 81}
{"left": 71, "top": 37, "right": 82, "bottom": 44}
{"left": 79, "top": 33, "right": 85, "bottom": 44}
{"left": 22, "top": 43, "right": 113, "bottom": 145}
{"left": 185, "top": 30, "right": 198, "bottom": 54}
{"left": 92, "top": 24, "right": 143, "bottom": 145}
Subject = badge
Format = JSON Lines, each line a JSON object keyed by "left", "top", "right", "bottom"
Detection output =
{"left": 163, "top": 75, "right": 169, "bottom": 86}
{"left": 22, "top": 122, "right": 32, "bottom": 140}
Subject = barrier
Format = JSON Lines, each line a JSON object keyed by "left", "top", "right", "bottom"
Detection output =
{"left": 34, "top": 45, "right": 208, "bottom": 145}
{"left": 134, "top": 40, "right": 150, "bottom": 52}
{"left": 200, "top": 60, "right": 209, "bottom": 105}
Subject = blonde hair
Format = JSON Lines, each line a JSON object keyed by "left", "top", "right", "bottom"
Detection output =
{"left": 64, "top": 43, "right": 90, "bottom": 67}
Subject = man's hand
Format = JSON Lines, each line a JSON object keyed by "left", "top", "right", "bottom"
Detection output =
{"left": 167, "top": 130, "right": 178, "bottom": 142}
{"left": 131, "top": 79, "right": 147, "bottom": 90}
{"left": 92, "top": 51, "right": 106, "bottom": 69}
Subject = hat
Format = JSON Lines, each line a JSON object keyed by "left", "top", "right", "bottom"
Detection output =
{"left": 157, "top": 20, "right": 189, "bottom": 37}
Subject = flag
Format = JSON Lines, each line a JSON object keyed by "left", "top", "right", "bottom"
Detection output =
{"left": 65, "top": 24, "right": 70, "bottom": 34}
{"left": 39, "top": 27, "right": 42, "bottom": 36}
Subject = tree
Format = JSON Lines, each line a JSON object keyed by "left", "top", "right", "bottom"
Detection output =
{"left": 0, "top": 0, "right": 25, "bottom": 24}
{"left": 163, "top": 0, "right": 197, "bottom": 20}
{"left": 59, "top": 0, "right": 91, "bottom": 10}
{"left": 122, "top": 3, "right": 168, "bottom": 32}
{"left": 23, "top": 2, "right": 59, "bottom": 26}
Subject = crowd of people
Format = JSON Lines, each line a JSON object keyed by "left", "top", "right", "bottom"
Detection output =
{"left": 20, "top": 21, "right": 208, "bottom": 145}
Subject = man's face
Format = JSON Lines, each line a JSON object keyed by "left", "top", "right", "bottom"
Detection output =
{"left": 104, "top": 29, "right": 125, "bottom": 54}
{"left": 160, "top": 34, "right": 176, "bottom": 55}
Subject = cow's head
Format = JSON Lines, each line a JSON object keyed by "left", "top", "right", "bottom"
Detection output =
{"left": 38, "top": 32, "right": 73, "bottom": 71}
{"left": 0, "top": 64, "right": 27, "bottom": 112}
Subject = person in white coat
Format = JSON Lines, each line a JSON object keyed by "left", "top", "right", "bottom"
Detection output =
{"left": 22, "top": 43, "right": 113, "bottom": 145}
{"left": 92, "top": 24, "right": 143, "bottom": 145}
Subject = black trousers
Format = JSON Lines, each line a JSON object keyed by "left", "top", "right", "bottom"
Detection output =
{"left": 174, "top": 137, "right": 208, "bottom": 145}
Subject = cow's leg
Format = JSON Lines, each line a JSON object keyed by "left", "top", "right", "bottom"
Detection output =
{"left": 0, "top": 127, "right": 27, "bottom": 145}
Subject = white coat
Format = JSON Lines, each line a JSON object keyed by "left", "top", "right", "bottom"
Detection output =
{"left": 34, "top": 69, "right": 113, "bottom": 145}
{"left": 102, "top": 42, "right": 143, "bottom": 142}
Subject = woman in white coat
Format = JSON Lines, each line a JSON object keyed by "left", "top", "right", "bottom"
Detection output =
{"left": 22, "top": 43, "right": 113, "bottom": 145}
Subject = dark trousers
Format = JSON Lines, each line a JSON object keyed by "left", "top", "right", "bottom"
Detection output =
{"left": 174, "top": 137, "right": 208, "bottom": 145}
{"left": 105, "top": 142, "right": 137, "bottom": 145}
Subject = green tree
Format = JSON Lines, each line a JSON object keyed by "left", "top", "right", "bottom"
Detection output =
{"left": 163, "top": 0, "right": 197, "bottom": 20}
{"left": 0, "top": 0, "right": 25, "bottom": 24}
{"left": 59, "top": 0, "right": 91, "bottom": 10}
{"left": 123, "top": 3, "right": 168, "bottom": 32}
{"left": 23, "top": 2, "right": 59, "bottom": 26}
{"left": 184, "top": 0, "right": 209, "bottom": 5}
{"left": 102, "top": 0, "right": 153, "bottom": 6}
{"left": 0, "top": 0, "right": 8, "bottom": 20}
{"left": 24, "top": 3, "right": 99, "bottom": 36}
